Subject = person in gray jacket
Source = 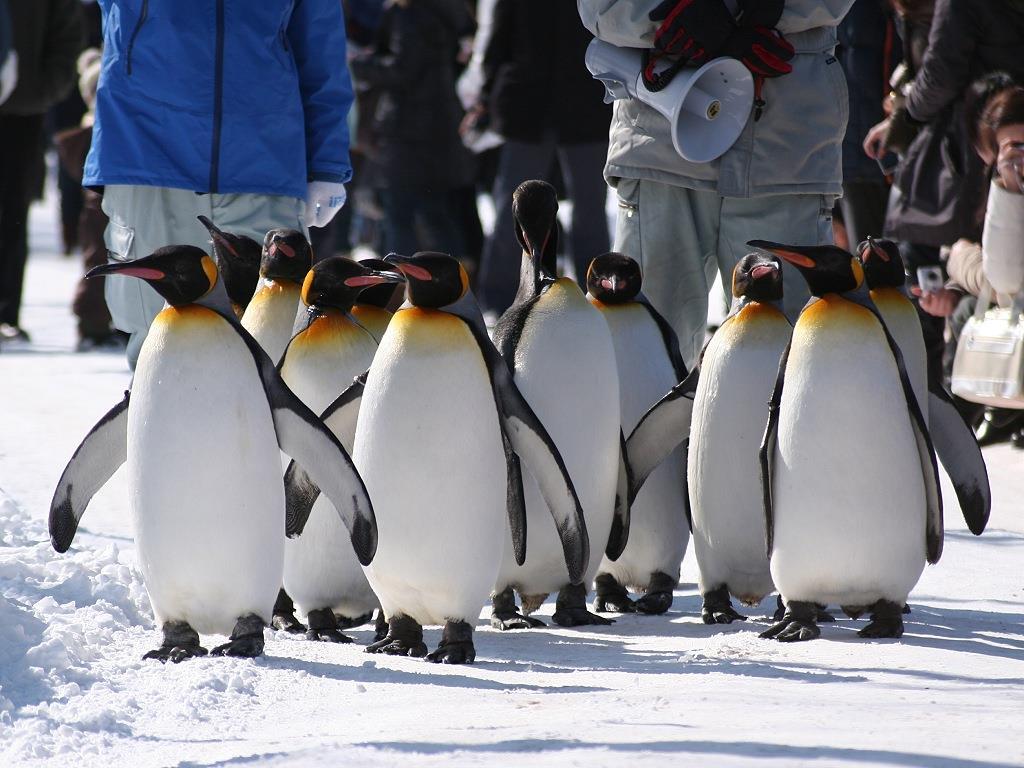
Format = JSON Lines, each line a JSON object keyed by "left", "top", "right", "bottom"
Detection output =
{"left": 578, "top": 0, "right": 854, "bottom": 365}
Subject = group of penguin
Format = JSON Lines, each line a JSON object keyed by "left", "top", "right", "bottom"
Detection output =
{"left": 48, "top": 179, "right": 991, "bottom": 664}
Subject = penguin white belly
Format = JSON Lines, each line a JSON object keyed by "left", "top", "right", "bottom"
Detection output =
{"left": 689, "top": 304, "right": 791, "bottom": 603}
{"left": 280, "top": 315, "right": 379, "bottom": 617}
{"left": 357, "top": 309, "right": 507, "bottom": 626}
{"left": 241, "top": 280, "right": 302, "bottom": 363}
{"left": 872, "top": 288, "right": 929, "bottom": 423}
{"left": 497, "top": 280, "right": 620, "bottom": 595}
{"left": 130, "top": 306, "right": 284, "bottom": 635}
{"left": 771, "top": 299, "right": 926, "bottom": 606}
{"left": 596, "top": 304, "right": 688, "bottom": 589}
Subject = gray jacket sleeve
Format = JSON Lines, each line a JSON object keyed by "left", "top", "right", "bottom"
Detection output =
{"left": 905, "top": 0, "right": 978, "bottom": 124}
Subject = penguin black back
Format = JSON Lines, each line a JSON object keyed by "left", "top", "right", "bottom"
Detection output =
{"left": 586, "top": 252, "right": 642, "bottom": 304}
{"left": 262, "top": 229, "right": 313, "bottom": 285}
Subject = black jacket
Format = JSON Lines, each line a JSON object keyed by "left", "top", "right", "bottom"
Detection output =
{"left": 482, "top": 0, "right": 610, "bottom": 144}
{"left": 0, "top": 0, "right": 83, "bottom": 116}
{"left": 350, "top": 0, "right": 475, "bottom": 190}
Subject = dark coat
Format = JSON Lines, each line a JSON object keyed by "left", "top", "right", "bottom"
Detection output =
{"left": 350, "top": 0, "right": 475, "bottom": 190}
{"left": 0, "top": 0, "right": 83, "bottom": 116}
{"left": 482, "top": 0, "right": 610, "bottom": 145}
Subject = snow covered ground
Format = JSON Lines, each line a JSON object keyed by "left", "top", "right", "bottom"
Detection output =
{"left": 1, "top": 192, "right": 1023, "bottom": 768}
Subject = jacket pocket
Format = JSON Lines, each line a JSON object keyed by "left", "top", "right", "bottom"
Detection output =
{"left": 105, "top": 220, "right": 135, "bottom": 263}
{"left": 125, "top": 0, "right": 150, "bottom": 76}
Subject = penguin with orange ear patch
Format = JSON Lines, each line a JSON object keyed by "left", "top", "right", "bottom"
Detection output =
{"left": 749, "top": 240, "right": 943, "bottom": 642}
{"left": 50, "top": 245, "right": 377, "bottom": 662}
{"left": 857, "top": 237, "right": 990, "bottom": 537}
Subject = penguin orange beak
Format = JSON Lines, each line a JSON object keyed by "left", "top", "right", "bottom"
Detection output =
{"left": 750, "top": 264, "right": 778, "bottom": 280}
{"left": 268, "top": 240, "right": 296, "bottom": 259}
{"left": 344, "top": 271, "right": 405, "bottom": 288}
{"left": 864, "top": 237, "right": 890, "bottom": 262}
{"left": 87, "top": 262, "right": 166, "bottom": 281}
{"left": 749, "top": 240, "right": 816, "bottom": 269}
{"left": 198, "top": 215, "right": 239, "bottom": 258}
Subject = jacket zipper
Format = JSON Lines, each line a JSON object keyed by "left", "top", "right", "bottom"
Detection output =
{"left": 209, "top": 0, "right": 225, "bottom": 192}
{"left": 125, "top": 0, "right": 149, "bottom": 75}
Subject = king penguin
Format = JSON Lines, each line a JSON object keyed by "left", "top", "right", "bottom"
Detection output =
{"left": 351, "top": 257, "right": 403, "bottom": 342}
{"left": 197, "top": 216, "right": 261, "bottom": 318}
{"left": 857, "top": 237, "right": 990, "bottom": 536}
{"left": 50, "top": 246, "right": 377, "bottom": 662}
{"left": 241, "top": 228, "right": 313, "bottom": 363}
{"left": 585, "top": 253, "right": 690, "bottom": 615}
{"left": 490, "top": 180, "right": 628, "bottom": 629}
{"left": 277, "top": 257, "right": 405, "bottom": 642}
{"left": 286, "top": 252, "right": 588, "bottom": 662}
{"left": 750, "top": 240, "right": 943, "bottom": 641}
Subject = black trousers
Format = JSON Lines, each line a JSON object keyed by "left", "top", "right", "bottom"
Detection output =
{"left": 0, "top": 113, "right": 45, "bottom": 327}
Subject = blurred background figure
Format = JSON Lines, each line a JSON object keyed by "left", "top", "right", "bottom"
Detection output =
{"left": 471, "top": 0, "right": 611, "bottom": 317}
{"left": 350, "top": 0, "right": 476, "bottom": 263}
{"left": 0, "top": 0, "right": 83, "bottom": 344}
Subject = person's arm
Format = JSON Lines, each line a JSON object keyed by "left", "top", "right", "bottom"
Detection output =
{"left": 577, "top": 0, "right": 660, "bottom": 48}
{"left": 947, "top": 238, "right": 989, "bottom": 298}
{"left": 288, "top": 0, "right": 354, "bottom": 185}
{"left": 904, "top": 0, "right": 978, "bottom": 124}
{"left": 37, "top": 0, "right": 84, "bottom": 110}
{"left": 775, "top": 0, "right": 856, "bottom": 35}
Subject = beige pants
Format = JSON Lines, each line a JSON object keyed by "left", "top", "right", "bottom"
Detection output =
{"left": 101, "top": 185, "right": 305, "bottom": 369}
{"left": 612, "top": 178, "right": 835, "bottom": 368}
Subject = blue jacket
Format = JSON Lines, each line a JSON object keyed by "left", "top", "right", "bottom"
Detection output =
{"left": 84, "top": 0, "right": 353, "bottom": 198}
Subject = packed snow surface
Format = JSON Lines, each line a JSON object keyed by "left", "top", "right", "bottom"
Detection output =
{"left": 1, "top": 199, "right": 1022, "bottom": 768}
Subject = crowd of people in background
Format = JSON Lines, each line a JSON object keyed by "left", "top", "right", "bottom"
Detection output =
{"left": 0, "top": 0, "right": 1022, "bottom": 445}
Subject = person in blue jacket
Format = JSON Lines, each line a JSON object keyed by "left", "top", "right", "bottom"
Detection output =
{"left": 84, "top": 0, "right": 355, "bottom": 368}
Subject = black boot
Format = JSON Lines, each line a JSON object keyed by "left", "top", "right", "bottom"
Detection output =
{"left": 143, "top": 620, "right": 208, "bottom": 663}
{"left": 211, "top": 614, "right": 266, "bottom": 657}
{"left": 594, "top": 573, "right": 636, "bottom": 614}
{"left": 365, "top": 615, "right": 427, "bottom": 657}
{"left": 427, "top": 620, "right": 475, "bottom": 664}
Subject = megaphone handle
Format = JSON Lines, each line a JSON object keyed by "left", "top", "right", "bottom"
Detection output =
{"left": 641, "top": 49, "right": 689, "bottom": 93}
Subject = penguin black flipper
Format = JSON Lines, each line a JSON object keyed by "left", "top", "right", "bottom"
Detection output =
{"left": 625, "top": 364, "right": 699, "bottom": 501}
{"left": 927, "top": 386, "right": 990, "bottom": 535}
{"left": 502, "top": 431, "right": 527, "bottom": 566}
{"left": 636, "top": 293, "right": 688, "bottom": 380}
{"left": 447, "top": 292, "right": 590, "bottom": 584}
{"left": 605, "top": 430, "right": 633, "bottom": 561}
{"left": 231, "top": 319, "right": 378, "bottom": 565}
{"left": 283, "top": 372, "right": 367, "bottom": 538}
{"left": 760, "top": 342, "right": 791, "bottom": 558}
{"left": 49, "top": 391, "right": 131, "bottom": 553}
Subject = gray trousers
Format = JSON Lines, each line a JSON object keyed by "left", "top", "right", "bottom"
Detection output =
{"left": 612, "top": 178, "right": 835, "bottom": 368}
{"left": 101, "top": 185, "right": 305, "bottom": 369}
{"left": 477, "top": 138, "right": 610, "bottom": 314}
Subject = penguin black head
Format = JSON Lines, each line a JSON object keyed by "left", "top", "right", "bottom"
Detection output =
{"left": 260, "top": 228, "right": 313, "bottom": 285}
{"left": 513, "top": 180, "right": 559, "bottom": 282}
{"left": 197, "top": 216, "right": 261, "bottom": 310}
{"left": 732, "top": 252, "right": 784, "bottom": 303}
{"left": 586, "top": 252, "right": 642, "bottom": 304}
{"left": 300, "top": 256, "right": 405, "bottom": 313}
{"left": 87, "top": 245, "right": 218, "bottom": 307}
{"left": 856, "top": 237, "right": 907, "bottom": 290}
{"left": 747, "top": 240, "right": 864, "bottom": 296}
{"left": 385, "top": 251, "right": 469, "bottom": 309}
{"left": 356, "top": 257, "right": 405, "bottom": 309}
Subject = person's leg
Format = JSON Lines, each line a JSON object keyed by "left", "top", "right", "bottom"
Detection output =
{"left": 477, "top": 139, "right": 557, "bottom": 315}
{"left": 0, "top": 114, "right": 45, "bottom": 332}
{"left": 557, "top": 141, "right": 611, "bottom": 285}
{"left": 73, "top": 189, "right": 116, "bottom": 343}
{"left": 612, "top": 178, "right": 721, "bottom": 368}
{"left": 381, "top": 185, "right": 422, "bottom": 258}
{"left": 413, "top": 186, "right": 464, "bottom": 258}
{"left": 211, "top": 192, "right": 305, "bottom": 245}
{"left": 839, "top": 180, "right": 889, "bottom": 250}
{"left": 718, "top": 194, "right": 835, "bottom": 322}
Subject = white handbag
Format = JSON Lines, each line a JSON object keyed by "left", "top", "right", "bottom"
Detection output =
{"left": 951, "top": 282, "right": 1024, "bottom": 409}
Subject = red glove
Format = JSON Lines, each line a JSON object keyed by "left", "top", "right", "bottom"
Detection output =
{"left": 721, "top": 26, "right": 795, "bottom": 78}
{"left": 648, "top": 0, "right": 736, "bottom": 64}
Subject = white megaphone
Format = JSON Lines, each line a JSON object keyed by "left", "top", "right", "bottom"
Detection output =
{"left": 585, "top": 39, "right": 753, "bottom": 163}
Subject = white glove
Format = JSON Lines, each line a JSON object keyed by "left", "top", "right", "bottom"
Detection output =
{"left": 0, "top": 52, "right": 18, "bottom": 106}
{"left": 305, "top": 181, "right": 346, "bottom": 228}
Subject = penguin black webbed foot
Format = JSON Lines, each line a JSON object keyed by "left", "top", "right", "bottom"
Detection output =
{"left": 703, "top": 585, "right": 746, "bottom": 624}
{"left": 635, "top": 572, "right": 676, "bottom": 615}
{"left": 211, "top": 614, "right": 266, "bottom": 658}
{"left": 426, "top": 620, "right": 476, "bottom": 665}
{"left": 272, "top": 589, "right": 305, "bottom": 634}
{"left": 552, "top": 583, "right": 615, "bottom": 627}
{"left": 760, "top": 601, "right": 820, "bottom": 642}
{"left": 491, "top": 586, "right": 546, "bottom": 630}
{"left": 815, "top": 604, "right": 836, "bottom": 623}
{"left": 373, "top": 610, "right": 388, "bottom": 643}
{"left": 365, "top": 615, "right": 428, "bottom": 657}
{"left": 594, "top": 574, "right": 636, "bottom": 614}
{"left": 858, "top": 600, "right": 905, "bottom": 639}
{"left": 145, "top": 621, "right": 208, "bottom": 663}
{"left": 303, "top": 608, "right": 353, "bottom": 643}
